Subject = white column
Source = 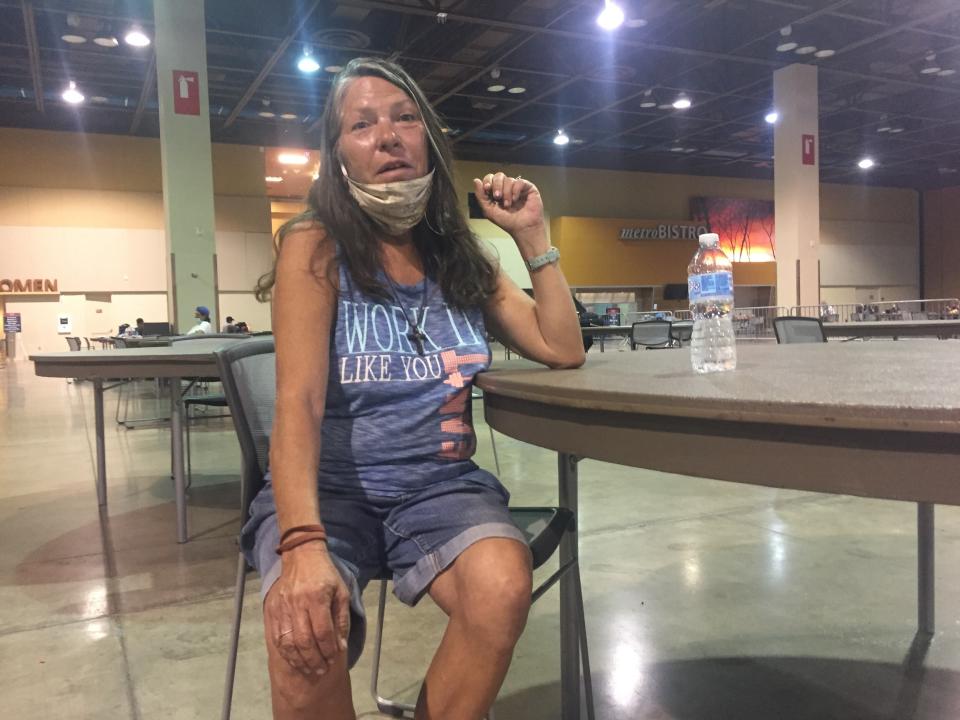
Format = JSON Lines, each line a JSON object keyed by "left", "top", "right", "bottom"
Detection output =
{"left": 154, "top": 0, "right": 217, "bottom": 332}
{"left": 774, "top": 63, "right": 820, "bottom": 309}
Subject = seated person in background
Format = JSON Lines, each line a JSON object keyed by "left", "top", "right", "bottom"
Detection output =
{"left": 185, "top": 306, "right": 213, "bottom": 335}
{"left": 946, "top": 299, "right": 960, "bottom": 319}
{"left": 222, "top": 316, "right": 236, "bottom": 333}
{"left": 233, "top": 320, "right": 250, "bottom": 334}
{"left": 573, "top": 297, "right": 598, "bottom": 353}
{"left": 136, "top": 317, "right": 146, "bottom": 335}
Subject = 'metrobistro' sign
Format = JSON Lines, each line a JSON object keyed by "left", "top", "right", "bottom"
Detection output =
{"left": 619, "top": 223, "right": 708, "bottom": 240}
{"left": 0, "top": 278, "right": 59, "bottom": 295}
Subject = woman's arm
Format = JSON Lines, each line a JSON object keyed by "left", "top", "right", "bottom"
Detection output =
{"left": 266, "top": 224, "right": 352, "bottom": 676}
{"left": 475, "top": 173, "right": 585, "bottom": 369}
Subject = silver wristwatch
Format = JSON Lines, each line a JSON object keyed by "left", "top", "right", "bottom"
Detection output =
{"left": 525, "top": 246, "right": 560, "bottom": 271}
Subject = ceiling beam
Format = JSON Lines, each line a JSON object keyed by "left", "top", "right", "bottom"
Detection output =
{"left": 19, "top": 0, "right": 43, "bottom": 112}
{"left": 220, "top": 0, "right": 325, "bottom": 129}
{"left": 129, "top": 50, "right": 156, "bottom": 134}
{"left": 836, "top": 4, "right": 960, "bottom": 56}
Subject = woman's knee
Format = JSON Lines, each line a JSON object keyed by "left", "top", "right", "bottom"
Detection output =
{"left": 459, "top": 543, "right": 533, "bottom": 641}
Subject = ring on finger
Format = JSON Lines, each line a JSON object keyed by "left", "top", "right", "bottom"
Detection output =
{"left": 278, "top": 628, "right": 294, "bottom": 639}
{"left": 515, "top": 175, "right": 523, "bottom": 181}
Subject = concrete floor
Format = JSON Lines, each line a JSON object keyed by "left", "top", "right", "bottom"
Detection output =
{"left": 2, "top": 354, "right": 960, "bottom": 720}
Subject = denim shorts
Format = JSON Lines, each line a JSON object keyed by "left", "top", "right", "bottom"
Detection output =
{"left": 241, "top": 469, "right": 526, "bottom": 668}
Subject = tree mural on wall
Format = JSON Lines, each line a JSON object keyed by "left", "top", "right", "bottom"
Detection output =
{"left": 690, "top": 197, "right": 776, "bottom": 262}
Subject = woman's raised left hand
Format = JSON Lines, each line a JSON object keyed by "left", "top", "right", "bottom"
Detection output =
{"left": 473, "top": 172, "right": 545, "bottom": 243}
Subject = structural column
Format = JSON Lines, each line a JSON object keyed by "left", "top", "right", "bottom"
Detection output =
{"left": 154, "top": 0, "right": 217, "bottom": 332}
{"left": 774, "top": 63, "right": 820, "bottom": 309}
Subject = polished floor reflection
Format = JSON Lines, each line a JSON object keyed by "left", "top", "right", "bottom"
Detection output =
{"left": 2, "top": 358, "right": 959, "bottom": 719}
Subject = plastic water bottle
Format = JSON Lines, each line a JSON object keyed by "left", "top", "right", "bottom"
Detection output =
{"left": 688, "top": 233, "right": 737, "bottom": 374}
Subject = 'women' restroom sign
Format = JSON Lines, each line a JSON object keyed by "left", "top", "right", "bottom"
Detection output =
{"left": 172, "top": 70, "right": 200, "bottom": 115}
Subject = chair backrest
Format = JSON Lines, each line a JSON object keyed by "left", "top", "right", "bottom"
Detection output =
{"left": 672, "top": 321, "right": 693, "bottom": 343}
{"left": 170, "top": 335, "right": 250, "bottom": 351}
{"left": 773, "top": 316, "right": 827, "bottom": 344}
{"left": 215, "top": 338, "right": 276, "bottom": 519}
{"left": 65, "top": 337, "right": 81, "bottom": 351}
{"left": 631, "top": 320, "right": 672, "bottom": 347}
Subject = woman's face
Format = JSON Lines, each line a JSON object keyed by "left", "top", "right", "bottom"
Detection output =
{"left": 337, "top": 76, "right": 429, "bottom": 185}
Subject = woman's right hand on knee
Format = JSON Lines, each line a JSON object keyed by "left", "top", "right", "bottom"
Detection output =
{"left": 264, "top": 545, "right": 351, "bottom": 676}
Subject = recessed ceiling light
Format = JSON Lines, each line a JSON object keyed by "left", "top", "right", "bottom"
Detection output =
{"left": 298, "top": 52, "right": 320, "bottom": 73}
{"left": 684, "top": 148, "right": 696, "bottom": 153}
{"left": 507, "top": 86, "right": 526, "bottom": 94}
{"left": 889, "top": 127, "right": 904, "bottom": 133}
{"left": 265, "top": 176, "right": 283, "bottom": 183}
{"left": 324, "top": 65, "right": 343, "bottom": 73}
{"left": 91, "top": 96, "right": 108, "bottom": 103}
{"left": 280, "top": 113, "right": 297, "bottom": 120}
{"left": 814, "top": 49, "right": 835, "bottom": 58}
{"left": 93, "top": 36, "right": 118, "bottom": 47}
{"left": 625, "top": 18, "right": 647, "bottom": 28}
{"left": 776, "top": 42, "right": 798, "bottom": 52}
{"left": 486, "top": 84, "right": 506, "bottom": 92}
{"left": 764, "top": 111, "right": 779, "bottom": 124}
{"left": 597, "top": 0, "right": 625, "bottom": 31}
{"left": 658, "top": 103, "right": 673, "bottom": 110}
{"left": 554, "top": 129, "right": 570, "bottom": 146}
{"left": 670, "top": 146, "right": 685, "bottom": 152}
{"left": 61, "top": 34, "right": 87, "bottom": 44}
{"left": 62, "top": 81, "right": 84, "bottom": 104}
{"left": 795, "top": 45, "right": 817, "bottom": 55}
{"left": 124, "top": 29, "right": 150, "bottom": 47}
{"left": 858, "top": 157, "right": 875, "bottom": 170}
{"left": 258, "top": 110, "right": 276, "bottom": 118}
{"left": 938, "top": 69, "right": 955, "bottom": 77}
{"left": 877, "top": 126, "right": 890, "bottom": 132}
{"left": 640, "top": 101, "right": 657, "bottom": 108}
{"left": 278, "top": 152, "right": 310, "bottom": 165}
{"left": 672, "top": 96, "right": 692, "bottom": 109}
{"left": 921, "top": 66, "right": 942, "bottom": 75}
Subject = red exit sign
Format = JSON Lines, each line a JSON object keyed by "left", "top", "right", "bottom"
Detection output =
{"left": 802, "top": 134, "right": 816, "bottom": 166}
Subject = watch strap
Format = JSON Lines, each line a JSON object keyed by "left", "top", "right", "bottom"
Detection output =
{"left": 525, "top": 246, "right": 560, "bottom": 271}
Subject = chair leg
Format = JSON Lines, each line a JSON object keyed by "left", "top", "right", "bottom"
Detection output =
{"left": 221, "top": 552, "right": 247, "bottom": 720}
{"left": 370, "top": 580, "right": 414, "bottom": 717}
{"left": 185, "top": 405, "right": 193, "bottom": 490}
{"left": 489, "top": 427, "right": 501, "bottom": 478}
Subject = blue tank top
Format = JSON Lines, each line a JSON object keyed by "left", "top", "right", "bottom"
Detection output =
{"left": 318, "top": 256, "right": 492, "bottom": 495}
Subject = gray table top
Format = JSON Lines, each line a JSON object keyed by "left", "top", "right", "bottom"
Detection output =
{"left": 477, "top": 340, "right": 960, "bottom": 434}
{"left": 30, "top": 340, "right": 249, "bottom": 379}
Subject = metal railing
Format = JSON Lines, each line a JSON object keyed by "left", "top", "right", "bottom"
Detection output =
{"left": 790, "top": 298, "right": 960, "bottom": 323}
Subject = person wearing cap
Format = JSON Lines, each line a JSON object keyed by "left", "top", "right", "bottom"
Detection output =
{"left": 221, "top": 316, "right": 236, "bottom": 333}
{"left": 186, "top": 306, "right": 213, "bottom": 335}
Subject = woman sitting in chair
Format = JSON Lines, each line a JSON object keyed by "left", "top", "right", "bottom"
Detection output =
{"left": 248, "top": 57, "right": 584, "bottom": 719}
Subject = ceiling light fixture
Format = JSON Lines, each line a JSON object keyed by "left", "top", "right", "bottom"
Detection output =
{"left": 814, "top": 49, "right": 835, "bottom": 58}
{"left": 280, "top": 113, "right": 298, "bottom": 120}
{"left": 857, "top": 157, "right": 875, "bottom": 170}
{"left": 596, "top": 0, "right": 625, "bottom": 31}
{"left": 93, "top": 36, "right": 119, "bottom": 47}
{"left": 324, "top": 64, "right": 343, "bottom": 73}
{"left": 278, "top": 152, "right": 309, "bottom": 165}
{"left": 776, "top": 25, "right": 797, "bottom": 52}
{"left": 62, "top": 81, "right": 84, "bottom": 104}
{"left": 507, "top": 86, "right": 526, "bottom": 94}
{"left": 486, "top": 84, "right": 506, "bottom": 92}
{"left": 877, "top": 126, "right": 890, "bottom": 132}
{"left": 673, "top": 95, "right": 692, "bottom": 109}
{"left": 920, "top": 66, "right": 941, "bottom": 75}
{"left": 91, "top": 95, "right": 108, "bottom": 103}
{"left": 795, "top": 45, "right": 817, "bottom": 55}
{"left": 765, "top": 110, "right": 779, "bottom": 124}
{"left": 640, "top": 101, "right": 657, "bottom": 108}
{"left": 124, "top": 29, "right": 151, "bottom": 47}
{"left": 889, "top": 127, "right": 904, "bottom": 133}
{"left": 298, "top": 50, "right": 320, "bottom": 73}
{"left": 265, "top": 176, "right": 283, "bottom": 183}
{"left": 258, "top": 100, "right": 275, "bottom": 118}
{"left": 61, "top": 34, "right": 87, "bottom": 44}
{"left": 938, "top": 69, "right": 956, "bottom": 77}
{"left": 554, "top": 129, "right": 570, "bottom": 146}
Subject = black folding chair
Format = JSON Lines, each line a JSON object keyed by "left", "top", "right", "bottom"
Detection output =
{"left": 215, "top": 339, "right": 595, "bottom": 720}
{"left": 773, "top": 316, "right": 827, "bottom": 344}
{"left": 630, "top": 320, "right": 673, "bottom": 349}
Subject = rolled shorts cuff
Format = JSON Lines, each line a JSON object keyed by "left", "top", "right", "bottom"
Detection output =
{"left": 259, "top": 554, "right": 368, "bottom": 670}
{"left": 392, "top": 521, "right": 528, "bottom": 606}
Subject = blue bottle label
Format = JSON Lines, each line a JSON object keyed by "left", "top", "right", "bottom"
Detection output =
{"left": 688, "top": 272, "right": 733, "bottom": 302}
